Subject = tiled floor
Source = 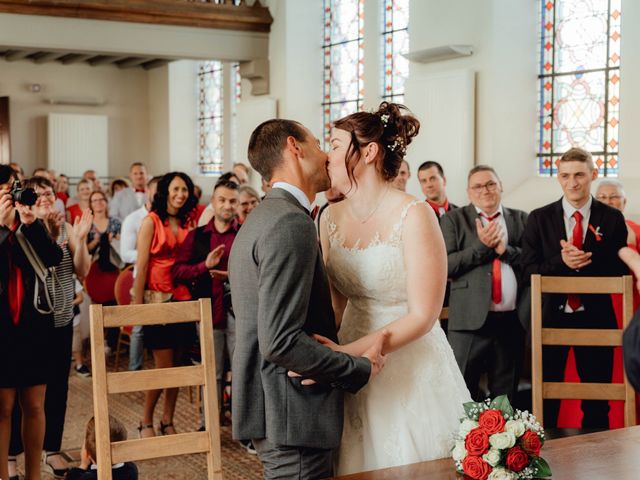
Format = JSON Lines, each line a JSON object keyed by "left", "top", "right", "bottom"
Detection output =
{"left": 14, "top": 359, "right": 262, "bottom": 479}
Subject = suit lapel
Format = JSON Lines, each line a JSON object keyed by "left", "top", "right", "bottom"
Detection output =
{"left": 552, "top": 198, "right": 567, "bottom": 243}
{"left": 503, "top": 207, "right": 516, "bottom": 242}
{"left": 584, "top": 198, "right": 604, "bottom": 251}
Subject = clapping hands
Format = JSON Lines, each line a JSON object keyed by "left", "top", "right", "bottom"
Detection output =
{"left": 44, "top": 211, "right": 65, "bottom": 239}
{"left": 475, "top": 219, "right": 506, "bottom": 255}
{"left": 73, "top": 209, "right": 93, "bottom": 241}
{"left": 560, "top": 239, "right": 592, "bottom": 270}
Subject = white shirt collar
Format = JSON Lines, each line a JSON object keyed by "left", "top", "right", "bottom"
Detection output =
{"left": 272, "top": 182, "right": 312, "bottom": 212}
{"left": 474, "top": 204, "right": 504, "bottom": 218}
{"left": 562, "top": 195, "right": 592, "bottom": 219}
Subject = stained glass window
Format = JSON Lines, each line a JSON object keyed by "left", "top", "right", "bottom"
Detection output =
{"left": 198, "top": 61, "right": 242, "bottom": 176}
{"left": 381, "top": 0, "right": 409, "bottom": 103}
{"left": 537, "top": 0, "right": 621, "bottom": 177}
{"left": 322, "top": 0, "right": 365, "bottom": 146}
{"left": 198, "top": 61, "right": 224, "bottom": 175}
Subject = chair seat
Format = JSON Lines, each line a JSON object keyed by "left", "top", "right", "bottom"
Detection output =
{"left": 84, "top": 262, "right": 119, "bottom": 304}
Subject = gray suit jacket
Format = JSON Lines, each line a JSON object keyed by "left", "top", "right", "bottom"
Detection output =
{"left": 441, "top": 204, "right": 529, "bottom": 331}
{"left": 229, "top": 188, "right": 371, "bottom": 449}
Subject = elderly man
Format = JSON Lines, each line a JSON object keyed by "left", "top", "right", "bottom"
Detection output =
{"left": 595, "top": 179, "right": 640, "bottom": 248}
{"left": 441, "top": 165, "right": 528, "bottom": 403}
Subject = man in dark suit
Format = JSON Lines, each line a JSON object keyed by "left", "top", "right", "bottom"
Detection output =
{"left": 418, "top": 160, "right": 458, "bottom": 218}
{"left": 521, "top": 147, "right": 628, "bottom": 428}
{"left": 229, "top": 119, "right": 386, "bottom": 479}
{"left": 442, "top": 165, "right": 528, "bottom": 403}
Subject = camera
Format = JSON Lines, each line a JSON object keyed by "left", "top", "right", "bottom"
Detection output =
{"left": 11, "top": 180, "right": 37, "bottom": 207}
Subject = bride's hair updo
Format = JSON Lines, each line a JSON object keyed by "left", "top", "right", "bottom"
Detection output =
{"left": 333, "top": 102, "right": 420, "bottom": 184}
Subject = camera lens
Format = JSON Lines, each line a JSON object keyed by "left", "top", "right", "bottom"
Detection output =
{"left": 15, "top": 187, "right": 37, "bottom": 207}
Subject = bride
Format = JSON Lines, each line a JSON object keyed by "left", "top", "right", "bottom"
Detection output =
{"left": 318, "top": 102, "right": 471, "bottom": 475}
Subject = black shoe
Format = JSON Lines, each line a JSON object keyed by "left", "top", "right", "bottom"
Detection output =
{"left": 75, "top": 364, "right": 92, "bottom": 377}
{"left": 43, "top": 452, "right": 70, "bottom": 479}
{"left": 239, "top": 440, "right": 257, "bottom": 455}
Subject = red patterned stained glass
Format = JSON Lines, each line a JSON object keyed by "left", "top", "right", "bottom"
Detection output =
{"left": 381, "top": 0, "right": 409, "bottom": 103}
{"left": 537, "top": 0, "right": 621, "bottom": 177}
{"left": 323, "top": 0, "right": 364, "bottom": 146}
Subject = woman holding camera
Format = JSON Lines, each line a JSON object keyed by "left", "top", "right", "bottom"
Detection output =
{"left": 0, "top": 165, "right": 63, "bottom": 480}
{"left": 7, "top": 175, "right": 93, "bottom": 478}
{"left": 132, "top": 172, "right": 197, "bottom": 438}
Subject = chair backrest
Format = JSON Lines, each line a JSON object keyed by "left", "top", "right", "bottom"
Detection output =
{"left": 113, "top": 265, "right": 134, "bottom": 306}
{"left": 531, "top": 275, "right": 637, "bottom": 428}
{"left": 84, "top": 261, "right": 119, "bottom": 304}
{"left": 89, "top": 299, "right": 222, "bottom": 480}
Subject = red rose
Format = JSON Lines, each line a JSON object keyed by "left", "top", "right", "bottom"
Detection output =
{"left": 462, "top": 455, "right": 492, "bottom": 480}
{"left": 505, "top": 446, "right": 529, "bottom": 472}
{"left": 465, "top": 427, "right": 490, "bottom": 456}
{"left": 478, "top": 409, "right": 506, "bottom": 435}
{"left": 521, "top": 430, "right": 542, "bottom": 456}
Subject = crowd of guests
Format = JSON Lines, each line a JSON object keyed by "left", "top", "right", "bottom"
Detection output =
{"left": 1, "top": 145, "right": 640, "bottom": 478}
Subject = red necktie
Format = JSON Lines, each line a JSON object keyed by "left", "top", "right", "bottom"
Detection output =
{"left": 567, "top": 211, "right": 584, "bottom": 310}
{"left": 426, "top": 199, "right": 450, "bottom": 218}
{"left": 310, "top": 205, "right": 320, "bottom": 220}
{"left": 481, "top": 212, "right": 502, "bottom": 305}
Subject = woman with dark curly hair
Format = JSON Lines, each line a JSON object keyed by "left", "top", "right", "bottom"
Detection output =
{"left": 132, "top": 172, "right": 197, "bottom": 438}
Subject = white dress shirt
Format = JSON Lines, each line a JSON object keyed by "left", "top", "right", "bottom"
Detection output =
{"left": 272, "top": 182, "right": 312, "bottom": 212}
{"left": 110, "top": 187, "right": 144, "bottom": 223}
{"left": 561, "top": 195, "right": 592, "bottom": 312}
{"left": 475, "top": 204, "right": 518, "bottom": 312}
{"left": 120, "top": 205, "right": 148, "bottom": 266}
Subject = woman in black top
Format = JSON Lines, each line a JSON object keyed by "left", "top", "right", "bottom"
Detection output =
{"left": 0, "top": 165, "right": 63, "bottom": 480}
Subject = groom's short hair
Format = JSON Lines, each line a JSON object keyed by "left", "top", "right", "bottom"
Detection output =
{"left": 248, "top": 119, "right": 307, "bottom": 182}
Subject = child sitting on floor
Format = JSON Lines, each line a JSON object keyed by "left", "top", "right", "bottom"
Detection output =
{"left": 65, "top": 416, "right": 138, "bottom": 480}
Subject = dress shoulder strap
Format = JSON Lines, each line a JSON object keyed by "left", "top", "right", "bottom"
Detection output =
{"left": 390, "top": 200, "right": 429, "bottom": 245}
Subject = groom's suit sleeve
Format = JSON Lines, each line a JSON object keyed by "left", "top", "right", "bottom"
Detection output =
{"left": 255, "top": 211, "right": 371, "bottom": 394}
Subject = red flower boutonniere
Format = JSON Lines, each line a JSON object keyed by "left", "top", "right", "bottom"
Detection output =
{"left": 588, "top": 224, "right": 603, "bottom": 242}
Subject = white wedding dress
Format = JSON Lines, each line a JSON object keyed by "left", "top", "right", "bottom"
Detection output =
{"left": 324, "top": 200, "right": 471, "bottom": 475}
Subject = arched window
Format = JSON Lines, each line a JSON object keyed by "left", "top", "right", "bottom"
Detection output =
{"left": 537, "top": 0, "right": 621, "bottom": 176}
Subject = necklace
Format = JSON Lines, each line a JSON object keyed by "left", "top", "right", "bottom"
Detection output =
{"left": 351, "top": 184, "right": 390, "bottom": 224}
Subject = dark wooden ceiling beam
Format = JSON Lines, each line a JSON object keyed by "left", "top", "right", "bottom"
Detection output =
{"left": 141, "top": 59, "right": 170, "bottom": 70}
{"left": 34, "top": 51, "right": 67, "bottom": 64}
{"left": 88, "top": 55, "right": 129, "bottom": 66}
{"left": 59, "top": 53, "right": 95, "bottom": 65}
{"left": 0, "top": 0, "right": 272, "bottom": 32}
{"left": 116, "top": 57, "right": 149, "bottom": 69}
{"left": 4, "top": 49, "right": 38, "bottom": 61}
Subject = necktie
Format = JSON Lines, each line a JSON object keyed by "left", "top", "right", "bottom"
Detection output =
{"left": 310, "top": 205, "right": 320, "bottom": 220}
{"left": 481, "top": 212, "right": 502, "bottom": 305}
{"left": 567, "top": 211, "right": 584, "bottom": 310}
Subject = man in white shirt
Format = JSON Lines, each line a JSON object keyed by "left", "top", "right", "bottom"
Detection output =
{"left": 120, "top": 176, "right": 159, "bottom": 371}
{"left": 441, "top": 165, "right": 529, "bottom": 403}
{"left": 110, "top": 163, "right": 148, "bottom": 222}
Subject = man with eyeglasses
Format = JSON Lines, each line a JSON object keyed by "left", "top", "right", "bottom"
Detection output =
{"left": 441, "top": 165, "right": 529, "bottom": 404}
{"left": 595, "top": 179, "right": 640, "bottom": 249}
{"left": 521, "top": 147, "right": 628, "bottom": 428}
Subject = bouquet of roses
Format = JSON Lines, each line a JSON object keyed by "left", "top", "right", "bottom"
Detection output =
{"left": 452, "top": 395, "right": 551, "bottom": 480}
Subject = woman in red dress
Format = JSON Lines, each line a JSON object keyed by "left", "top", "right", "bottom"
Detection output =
{"left": 132, "top": 172, "right": 197, "bottom": 438}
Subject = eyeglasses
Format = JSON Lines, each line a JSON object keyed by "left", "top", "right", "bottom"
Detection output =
{"left": 596, "top": 194, "right": 623, "bottom": 201}
{"left": 469, "top": 181, "right": 498, "bottom": 193}
{"left": 36, "top": 191, "right": 55, "bottom": 200}
{"left": 90, "top": 198, "right": 107, "bottom": 203}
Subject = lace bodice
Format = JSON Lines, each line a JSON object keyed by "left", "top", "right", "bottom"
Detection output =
{"left": 325, "top": 200, "right": 424, "bottom": 330}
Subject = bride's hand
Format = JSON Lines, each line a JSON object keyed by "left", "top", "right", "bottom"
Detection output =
{"left": 312, "top": 333, "right": 343, "bottom": 352}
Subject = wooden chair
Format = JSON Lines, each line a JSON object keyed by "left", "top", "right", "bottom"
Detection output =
{"left": 531, "top": 275, "right": 637, "bottom": 428}
{"left": 84, "top": 260, "right": 119, "bottom": 304}
{"left": 113, "top": 266, "right": 135, "bottom": 371}
{"left": 89, "top": 299, "right": 222, "bottom": 480}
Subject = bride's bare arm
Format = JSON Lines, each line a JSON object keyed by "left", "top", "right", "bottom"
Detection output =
{"left": 319, "top": 209, "right": 348, "bottom": 328}
{"left": 338, "top": 202, "right": 447, "bottom": 355}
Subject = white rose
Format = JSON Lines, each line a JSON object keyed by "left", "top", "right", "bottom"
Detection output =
{"left": 489, "top": 431, "right": 516, "bottom": 450}
{"left": 488, "top": 467, "right": 517, "bottom": 480}
{"left": 452, "top": 441, "right": 467, "bottom": 462}
{"left": 504, "top": 419, "right": 525, "bottom": 437}
{"left": 460, "top": 419, "right": 479, "bottom": 435}
{"left": 482, "top": 448, "right": 501, "bottom": 467}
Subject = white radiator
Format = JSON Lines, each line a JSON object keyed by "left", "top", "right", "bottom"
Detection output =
{"left": 47, "top": 113, "right": 108, "bottom": 179}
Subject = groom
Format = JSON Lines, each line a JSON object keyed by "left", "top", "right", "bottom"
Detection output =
{"left": 229, "top": 119, "right": 386, "bottom": 479}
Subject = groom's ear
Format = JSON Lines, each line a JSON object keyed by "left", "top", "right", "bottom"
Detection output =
{"left": 285, "top": 135, "right": 303, "bottom": 159}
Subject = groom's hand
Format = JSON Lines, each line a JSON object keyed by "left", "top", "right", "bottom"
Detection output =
{"left": 363, "top": 329, "right": 389, "bottom": 381}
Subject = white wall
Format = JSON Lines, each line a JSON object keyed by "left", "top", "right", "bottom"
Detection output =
{"left": 0, "top": 59, "right": 149, "bottom": 177}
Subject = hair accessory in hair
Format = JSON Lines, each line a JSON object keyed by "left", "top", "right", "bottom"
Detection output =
{"left": 379, "top": 113, "right": 390, "bottom": 126}
{"left": 388, "top": 137, "right": 406, "bottom": 155}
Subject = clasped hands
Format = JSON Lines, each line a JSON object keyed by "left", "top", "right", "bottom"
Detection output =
{"left": 288, "top": 329, "right": 389, "bottom": 385}
{"left": 475, "top": 218, "right": 506, "bottom": 256}
{"left": 560, "top": 239, "right": 592, "bottom": 270}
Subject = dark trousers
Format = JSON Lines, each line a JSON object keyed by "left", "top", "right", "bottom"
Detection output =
{"left": 542, "top": 310, "right": 613, "bottom": 428}
{"left": 448, "top": 310, "right": 524, "bottom": 403}
{"left": 10, "top": 324, "right": 73, "bottom": 454}
{"left": 252, "top": 438, "right": 333, "bottom": 480}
